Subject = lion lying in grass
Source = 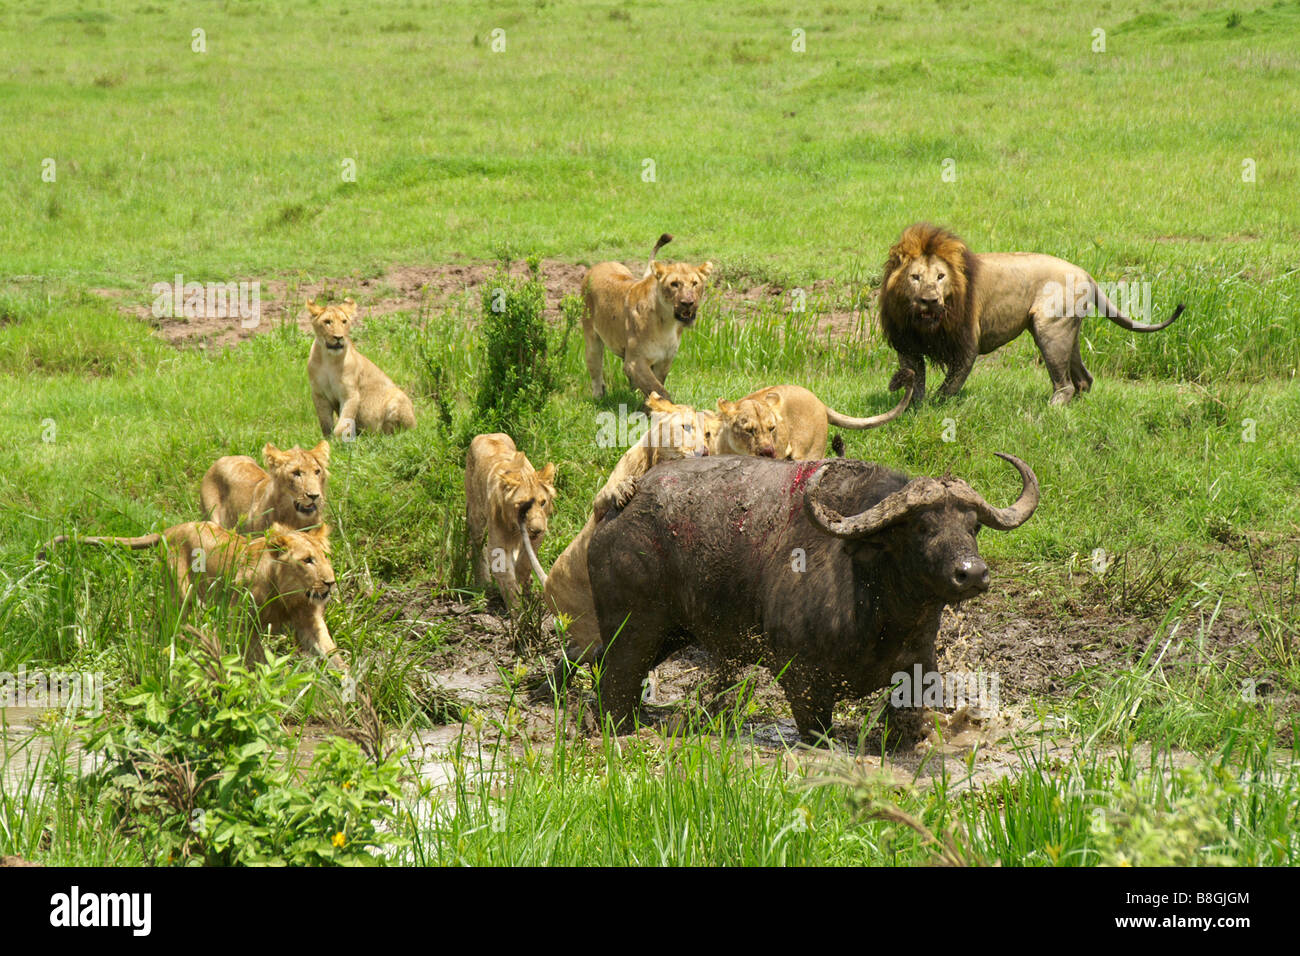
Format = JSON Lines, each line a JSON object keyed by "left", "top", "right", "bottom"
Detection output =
{"left": 712, "top": 375, "right": 914, "bottom": 460}
{"left": 201, "top": 441, "right": 329, "bottom": 533}
{"left": 465, "top": 433, "right": 557, "bottom": 612}
{"left": 307, "top": 298, "right": 416, "bottom": 437}
{"left": 39, "top": 522, "right": 343, "bottom": 669}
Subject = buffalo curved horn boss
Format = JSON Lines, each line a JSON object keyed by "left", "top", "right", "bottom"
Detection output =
{"left": 804, "top": 452, "right": 1039, "bottom": 537}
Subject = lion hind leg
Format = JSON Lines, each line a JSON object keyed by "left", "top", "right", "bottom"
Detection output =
{"left": 1029, "top": 313, "right": 1079, "bottom": 405}
{"left": 583, "top": 324, "right": 607, "bottom": 398}
{"left": 1070, "top": 339, "right": 1094, "bottom": 394}
{"left": 383, "top": 390, "right": 416, "bottom": 432}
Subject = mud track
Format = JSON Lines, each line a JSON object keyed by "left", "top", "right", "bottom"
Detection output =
{"left": 93, "top": 260, "right": 857, "bottom": 349}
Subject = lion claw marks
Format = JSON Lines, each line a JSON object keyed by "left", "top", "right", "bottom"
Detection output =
{"left": 612, "top": 477, "right": 639, "bottom": 511}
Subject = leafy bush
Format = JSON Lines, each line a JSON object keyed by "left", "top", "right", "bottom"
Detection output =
{"left": 87, "top": 636, "right": 407, "bottom": 866}
{"left": 1094, "top": 766, "right": 1240, "bottom": 867}
{"left": 468, "top": 261, "right": 556, "bottom": 438}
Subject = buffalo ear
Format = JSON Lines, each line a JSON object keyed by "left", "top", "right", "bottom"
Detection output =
{"left": 697, "top": 261, "right": 713, "bottom": 279}
{"left": 311, "top": 440, "right": 330, "bottom": 467}
{"left": 306, "top": 298, "right": 325, "bottom": 317}
{"left": 263, "top": 443, "right": 288, "bottom": 469}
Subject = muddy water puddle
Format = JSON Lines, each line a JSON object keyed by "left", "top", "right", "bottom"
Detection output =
{"left": 0, "top": 699, "right": 1267, "bottom": 816}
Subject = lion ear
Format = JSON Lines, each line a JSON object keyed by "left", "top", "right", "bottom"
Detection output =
{"left": 697, "top": 261, "right": 713, "bottom": 278}
{"left": 646, "top": 392, "right": 675, "bottom": 414}
{"left": 266, "top": 522, "right": 294, "bottom": 548}
{"left": 306, "top": 299, "right": 325, "bottom": 317}
{"left": 263, "top": 443, "right": 288, "bottom": 468}
{"left": 311, "top": 440, "right": 330, "bottom": 467}
{"left": 763, "top": 391, "right": 781, "bottom": 406}
{"left": 653, "top": 262, "right": 669, "bottom": 280}
{"left": 307, "top": 523, "right": 331, "bottom": 552}
{"left": 539, "top": 462, "right": 556, "bottom": 486}
{"left": 340, "top": 297, "right": 358, "bottom": 317}
{"left": 716, "top": 398, "right": 734, "bottom": 414}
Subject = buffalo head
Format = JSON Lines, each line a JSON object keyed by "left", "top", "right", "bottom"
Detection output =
{"left": 803, "top": 452, "right": 1038, "bottom": 603}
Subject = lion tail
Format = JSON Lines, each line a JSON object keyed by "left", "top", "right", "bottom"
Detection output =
{"left": 38, "top": 532, "right": 162, "bottom": 561}
{"left": 824, "top": 369, "right": 916, "bottom": 431}
{"left": 644, "top": 233, "right": 674, "bottom": 276}
{"left": 1093, "top": 283, "right": 1184, "bottom": 332}
{"left": 519, "top": 521, "right": 548, "bottom": 587}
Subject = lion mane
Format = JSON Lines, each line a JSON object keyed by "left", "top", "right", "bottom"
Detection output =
{"left": 879, "top": 223, "right": 980, "bottom": 373}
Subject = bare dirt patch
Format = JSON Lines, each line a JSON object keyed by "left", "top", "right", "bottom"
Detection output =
{"left": 91, "top": 261, "right": 867, "bottom": 349}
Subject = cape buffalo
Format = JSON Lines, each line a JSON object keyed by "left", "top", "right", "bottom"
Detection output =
{"left": 585, "top": 453, "right": 1038, "bottom": 743}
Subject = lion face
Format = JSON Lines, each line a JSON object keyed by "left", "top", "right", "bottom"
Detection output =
{"left": 263, "top": 441, "right": 329, "bottom": 520}
{"left": 307, "top": 298, "right": 358, "bottom": 351}
{"left": 882, "top": 224, "right": 972, "bottom": 342}
{"left": 644, "top": 393, "right": 711, "bottom": 465}
{"left": 501, "top": 461, "right": 557, "bottom": 543}
{"left": 652, "top": 261, "right": 713, "bottom": 325}
{"left": 267, "top": 523, "right": 335, "bottom": 606}
{"left": 898, "top": 256, "right": 953, "bottom": 330}
{"left": 715, "top": 395, "right": 782, "bottom": 458}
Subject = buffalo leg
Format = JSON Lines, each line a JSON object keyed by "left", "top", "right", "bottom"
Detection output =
{"left": 594, "top": 620, "right": 669, "bottom": 733}
{"left": 780, "top": 667, "right": 835, "bottom": 746}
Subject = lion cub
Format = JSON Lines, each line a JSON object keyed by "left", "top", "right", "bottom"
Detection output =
{"left": 581, "top": 233, "right": 713, "bottom": 403}
{"left": 306, "top": 298, "right": 416, "bottom": 438}
{"left": 40, "top": 522, "right": 343, "bottom": 669}
{"left": 540, "top": 393, "right": 710, "bottom": 668}
{"left": 713, "top": 376, "right": 914, "bottom": 460}
{"left": 465, "top": 434, "right": 557, "bottom": 611}
{"left": 201, "top": 441, "right": 329, "bottom": 533}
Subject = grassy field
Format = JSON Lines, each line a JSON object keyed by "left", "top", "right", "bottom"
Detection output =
{"left": 1, "top": 0, "right": 1299, "bottom": 867}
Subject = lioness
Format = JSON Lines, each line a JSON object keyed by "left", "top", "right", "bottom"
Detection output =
{"left": 465, "top": 434, "right": 557, "bottom": 611}
{"left": 713, "top": 374, "right": 914, "bottom": 460}
{"left": 880, "top": 223, "right": 1184, "bottom": 405}
{"left": 201, "top": 441, "right": 329, "bottom": 533}
{"left": 40, "top": 523, "right": 342, "bottom": 668}
{"left": 582, "top": 234, "right": 713, "bottom": 403}
{"left": 532, "top": 393, "right": 710, "bottom": 669}
{"left": 307, "top": 298, "right": 416, "bottom": 437}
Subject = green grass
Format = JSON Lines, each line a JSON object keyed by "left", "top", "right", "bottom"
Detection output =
{"left": 1, "top": 0, "right": 1299, "bottom": 865}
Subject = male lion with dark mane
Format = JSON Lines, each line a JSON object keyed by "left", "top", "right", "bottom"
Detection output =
{"left": 879, "top": 223, "right": 1184, "bottom": 405}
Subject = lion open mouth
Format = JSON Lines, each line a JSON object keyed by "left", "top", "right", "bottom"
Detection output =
{"left": 295, "top": 501, "right": 318, "bottom": 514}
